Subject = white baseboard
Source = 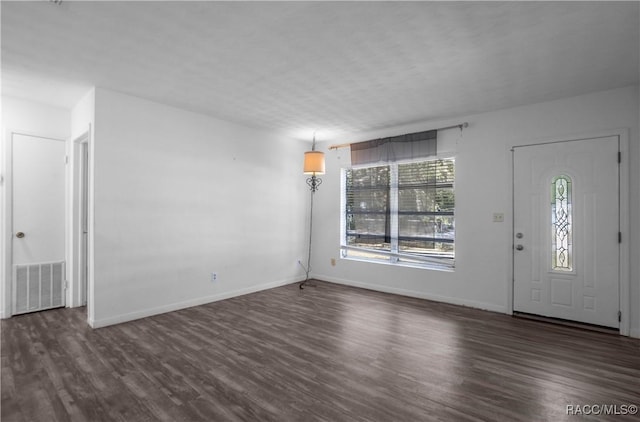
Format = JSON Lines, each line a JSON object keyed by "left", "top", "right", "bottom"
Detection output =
{"left": 90, "top": 276, "right": 302, "bottom": 329}
{"left": 314, "top": 274, "right": 507, "bottom": 314}
{"left": 630, "top": 328, "right": 640, "bottom": 339}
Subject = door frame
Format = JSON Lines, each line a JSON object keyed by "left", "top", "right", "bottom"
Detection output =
{"left": 2, "top": 127, "right": 94, "bottom": 322}
{"left": 509, "top": 129, "right": 630, "bottom": 336}
{"left": 68, "top": 131, "right": 90, "bottom": 308}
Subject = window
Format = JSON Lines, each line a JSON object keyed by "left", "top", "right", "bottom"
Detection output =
{"left": 342, "top": 158, "right": 455, "bottom": 269}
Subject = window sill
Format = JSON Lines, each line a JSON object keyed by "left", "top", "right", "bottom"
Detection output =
{"left": 341, "top": 255, "right": 455, "bottom": 272}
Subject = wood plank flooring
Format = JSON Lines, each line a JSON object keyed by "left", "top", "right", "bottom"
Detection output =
{"left": 2, "top": 280, "right": 639, "bottom": 421}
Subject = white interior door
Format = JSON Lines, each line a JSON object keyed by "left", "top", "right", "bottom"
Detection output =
{"left": 12, "top": 133, "right": 66, "bottom": 314}
{"left": 513, "top": 136, "right": 619, "bottom": 328}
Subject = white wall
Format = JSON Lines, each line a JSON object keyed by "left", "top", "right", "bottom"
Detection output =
{"left": 0, "top": 96, "right": 71, "bottom": 317}
{"left": 313, "top": 85, "right": 640, "bottom": 337}
{"left": 1, "top": 96, "right": 71, "bottom": 140}
{"left": 90, "top": 88, "right": 308, "bottom": 327}
{"left": 71, "top": 88, "right": 95, "bottom": 141}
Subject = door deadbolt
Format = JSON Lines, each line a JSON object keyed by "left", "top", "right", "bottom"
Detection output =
{"left": 515, "top": 244, "right": 524, "bottom": 251}
{"left": 16, "top": 232, "right": 25, "bottom": 239}
{"left": 516, "top": 232, "right": 523, "bottom": 239}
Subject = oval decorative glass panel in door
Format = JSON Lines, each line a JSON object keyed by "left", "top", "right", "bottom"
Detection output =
{"left": 551, "top": 175, "right": 572, "bottom": 271}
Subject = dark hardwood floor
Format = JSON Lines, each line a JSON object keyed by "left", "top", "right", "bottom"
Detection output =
{"left": 2, "top": 280, "right": 639, "bottom": 421}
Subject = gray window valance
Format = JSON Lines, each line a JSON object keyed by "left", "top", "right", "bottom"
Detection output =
{"left": 350, "top": 129, "right": 437, "bottom": 166}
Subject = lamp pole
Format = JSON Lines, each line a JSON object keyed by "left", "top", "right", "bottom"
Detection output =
{"left": 300, "top": 135, "right": 324, "bottom": 289}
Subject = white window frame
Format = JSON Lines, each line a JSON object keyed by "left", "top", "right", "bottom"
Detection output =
{"left": 340, "top": 156, "right": 455, "bottom": 271}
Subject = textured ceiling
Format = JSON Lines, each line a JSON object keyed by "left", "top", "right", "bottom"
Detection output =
{"left": 2, "top": 1, "right": 638, "bottom": 141}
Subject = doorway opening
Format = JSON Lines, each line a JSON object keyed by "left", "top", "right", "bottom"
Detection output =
{"left": 69, "top": 132, "right": 90, "bottom": 310}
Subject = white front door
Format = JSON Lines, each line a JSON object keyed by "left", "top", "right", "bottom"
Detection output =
{"left": 513, "top": 136, "right": 619, "bottom": 328}
{"left": 12, "top": 133, "right": 66, "bottom": 314}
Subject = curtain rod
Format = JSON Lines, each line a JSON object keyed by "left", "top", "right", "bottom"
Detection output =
{"left": 328, "top": 122, "right": 469, "bottom": 150}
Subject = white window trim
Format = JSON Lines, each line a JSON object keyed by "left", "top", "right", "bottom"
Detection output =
{"left": 340, "top": 156, "right": 456, "bottom": 271}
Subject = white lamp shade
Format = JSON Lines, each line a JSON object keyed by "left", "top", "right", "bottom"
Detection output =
{"left": 303, "top": 151, "right": 325, "bottom": 175}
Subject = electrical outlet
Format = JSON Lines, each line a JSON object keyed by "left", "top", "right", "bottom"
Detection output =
{"left": 211, "top": 272, "right": 217, "bottom": 282}
{"left": 330, "top": 258, "right": 336, "bottom": 267}
{"left": 493, "top": 213, "right": 504, "bottom": 223}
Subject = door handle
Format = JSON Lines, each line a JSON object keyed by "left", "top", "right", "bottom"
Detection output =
{"left": 515, "top": 244, "right": 524, "bottom": 251}
{"left": 16, "top": 232, "right": 25, "bottom": 238}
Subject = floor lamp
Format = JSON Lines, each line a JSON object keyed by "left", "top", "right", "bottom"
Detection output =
{"left": 300, "top": 135, "right": 325, "bottom": 289}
